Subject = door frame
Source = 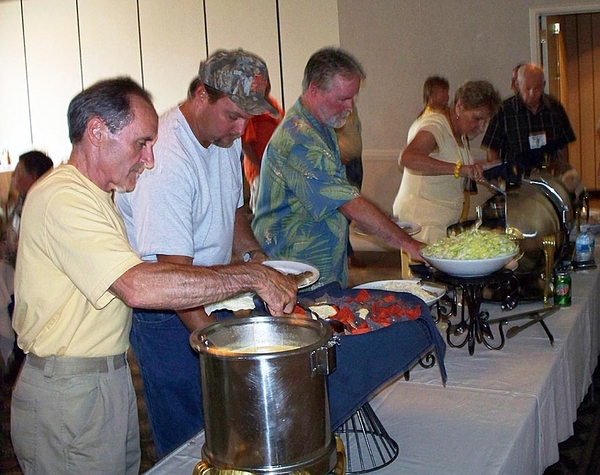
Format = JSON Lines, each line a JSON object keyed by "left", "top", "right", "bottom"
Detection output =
{"left": 529, "top": 4, "right": 600, "bottom": 66}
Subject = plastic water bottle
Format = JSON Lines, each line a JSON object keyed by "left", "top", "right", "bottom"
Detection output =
{"left": 574, "top": 225, "right": 595, "bottom": 263}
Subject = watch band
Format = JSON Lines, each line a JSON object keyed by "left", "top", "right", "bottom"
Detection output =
{"left": 243, "top": 249, "right": 263, "bottom": 262}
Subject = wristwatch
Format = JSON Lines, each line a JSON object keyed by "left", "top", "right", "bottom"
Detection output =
{"left": 243, "top": 249, "right": 262, "bottom": 262}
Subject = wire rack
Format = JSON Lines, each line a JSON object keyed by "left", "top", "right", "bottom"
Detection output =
{"left": 334, "top": 402, "right": 399, "bottom": 473}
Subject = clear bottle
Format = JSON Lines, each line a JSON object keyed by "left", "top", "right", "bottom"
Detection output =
{"left": 573, "top": 209, "right": 596, "bottom": 268}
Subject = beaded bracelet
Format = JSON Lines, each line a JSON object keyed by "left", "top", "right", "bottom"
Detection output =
{"left": 454, "top": 161, "right": 462, "bottom": 179}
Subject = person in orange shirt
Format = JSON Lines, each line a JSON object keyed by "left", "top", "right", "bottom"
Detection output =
{"left": 241, "top": 92, "right": 284, "bottom": 213}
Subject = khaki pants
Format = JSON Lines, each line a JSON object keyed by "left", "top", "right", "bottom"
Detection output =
{"left": 11, "top": 354, "right": 140, "bottom": 475}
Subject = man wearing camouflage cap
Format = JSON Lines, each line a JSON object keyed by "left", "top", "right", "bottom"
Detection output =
{"left": 115, "top": 49, "right": 281, "bottom": 457}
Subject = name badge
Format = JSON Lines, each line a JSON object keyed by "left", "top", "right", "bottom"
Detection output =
{"left": 529, "top": 132, "right": 547, "bottom": 150}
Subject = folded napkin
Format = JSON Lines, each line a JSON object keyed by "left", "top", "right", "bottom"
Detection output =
{"left": 204, "top": 292, "right": 255, "bottom": 315}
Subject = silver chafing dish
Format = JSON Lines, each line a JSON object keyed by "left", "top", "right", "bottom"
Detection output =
{"left": 476, "top": 170, "right": 577, "bottom": 302}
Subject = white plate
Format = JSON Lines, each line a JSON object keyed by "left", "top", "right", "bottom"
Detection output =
{"left": 354, "top": 220, "right": 422, "bottom": 237}
{"left": 263, "top": 260, "right": 320, "bottom": 288}
{"left": 353, "top": 280, "right": 446, "bottom": 306}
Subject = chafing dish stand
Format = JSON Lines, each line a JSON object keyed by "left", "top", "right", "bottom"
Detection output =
{"left": 412, "top": 266, "right": 513, "bottom": 355}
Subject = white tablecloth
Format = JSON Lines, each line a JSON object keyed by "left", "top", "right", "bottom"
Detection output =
{"left": 145, "top": 254, "right": 600, "bottom": 475}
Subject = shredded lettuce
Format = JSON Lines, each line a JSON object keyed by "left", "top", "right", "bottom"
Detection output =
{"left": 422, "top": 229, "right": 518, "bottom": 260}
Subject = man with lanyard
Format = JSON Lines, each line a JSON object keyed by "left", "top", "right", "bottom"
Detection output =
{"left": 481, "top": 62, "right": 576, "bottom": 182}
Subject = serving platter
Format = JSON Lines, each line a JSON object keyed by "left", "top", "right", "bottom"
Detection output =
{"left": 353, "top": 280, "right": 446, "bottom": 306}
{"left": 298, "top": 286, "right": 429, "bottom": 335}
{"left": 263, "top": 260, "right": 320, "bottom": 288}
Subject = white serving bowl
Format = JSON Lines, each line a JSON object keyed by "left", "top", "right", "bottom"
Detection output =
{"left": 421, "top": 251, "right": 518, "bottom": 278}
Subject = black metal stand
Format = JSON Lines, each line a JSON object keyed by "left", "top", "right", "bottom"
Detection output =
{"left": 411, "top": 265, "right": 513, "bottom": 355}
{"left": 335, "top": 402, "right": 399, "bottom": 473}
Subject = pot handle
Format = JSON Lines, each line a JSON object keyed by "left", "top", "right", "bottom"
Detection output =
{"left": 310, "top": 335, "right": 340, "bottom": 375}
{"left": 193, "top": 460, "right": 254, "bottom": 475}
{"left": 189, "top": 330, "right": 214, "bottom": 353}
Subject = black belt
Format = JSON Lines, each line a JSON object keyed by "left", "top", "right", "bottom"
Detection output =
{"left": 27, "top": 353, "right": 127, "bottom": 376}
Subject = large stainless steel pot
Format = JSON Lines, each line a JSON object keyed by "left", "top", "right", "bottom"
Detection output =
{"left": 190, "top": 316, "right": 338, "bottom": 475}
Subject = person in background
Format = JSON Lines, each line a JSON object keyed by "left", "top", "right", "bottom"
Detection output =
{"left": 418, "top": 75, "right": 450, "bottom": 118}
{"left": 510, "top": 62, "right": 525, "bottom": 95}
{"left": 1, "top": 150, "right": 53, "bottom": 386}
{"left": 0, "top": 220, "right": 13, "bottom": 384}
{"left": 5, "top": 150, "right": 54, "bottom": 267}
{"left": 393, "top": 80, "right": 502, "bottom": 244}
{"left": 481, "top": 63, "right": 576, "bottom": 181}
{"left": 11, "top": 77, "right": 297, "bottom": 475}
{"left": 335, "top": 100, "right": 363, "bottom": 267}
{"left": 252, "top": 47, "right": 424, "bottom": 288}
{"left": 115, "top": 49, "right": 285, "bottom": 458}
{"left": 241, "top": 89, "right": 284, "bottom": 213}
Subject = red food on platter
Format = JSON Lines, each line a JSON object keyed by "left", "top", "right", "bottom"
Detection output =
{"left": 292, "top": 304, "right": 308, "bottom": 317}
{"left": 305, "top": 289, "right": 423, "bottom": 335}
{"left": 353, "top": 289, "right": 371, "bottom": 303}
{"left": 334, "top": 307, "right": 356, "bottom": 325}
{"left": 351, "top": 325, "right": 370, "bottom": 335}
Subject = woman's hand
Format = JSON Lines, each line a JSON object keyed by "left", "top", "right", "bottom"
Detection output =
{"left": 459, "top": 163, "right": 485, "bottom": 180}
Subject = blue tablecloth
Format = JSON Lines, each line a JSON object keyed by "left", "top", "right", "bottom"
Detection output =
{"left": 254, "top": 282, "right": 447, "bottom": 429}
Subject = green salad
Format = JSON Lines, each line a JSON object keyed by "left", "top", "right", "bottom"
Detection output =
{"left": 422, "top": 228, "right": 518, "bottom": 260}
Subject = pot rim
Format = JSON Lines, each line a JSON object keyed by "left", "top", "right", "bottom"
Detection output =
{"left": 190, "top": 315, "right": 333, "bottom": 358}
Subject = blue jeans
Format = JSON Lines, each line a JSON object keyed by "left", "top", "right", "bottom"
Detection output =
{"left": 130, "top": 310, "right": 203, "bottom": 459}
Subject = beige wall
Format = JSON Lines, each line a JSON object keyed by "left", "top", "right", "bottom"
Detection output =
{"left": 337, "top": 0, "right": 600, "bottom": 214}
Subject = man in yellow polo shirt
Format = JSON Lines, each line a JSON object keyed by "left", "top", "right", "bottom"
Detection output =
{"left": 10, "top": 77, "right": 297, "bottom": 475}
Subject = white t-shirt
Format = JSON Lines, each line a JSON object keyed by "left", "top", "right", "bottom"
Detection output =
{"left": 116, "top": 106, "right": 244, "bottom": 266}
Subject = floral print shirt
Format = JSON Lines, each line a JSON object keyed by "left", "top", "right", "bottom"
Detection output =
{"left": 252, "top": 99, "right": 360, "bottom": 288}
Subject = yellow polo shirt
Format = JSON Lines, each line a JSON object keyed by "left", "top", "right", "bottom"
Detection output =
{"left": 13, "top": 165, "right": 143, "bottom": 357}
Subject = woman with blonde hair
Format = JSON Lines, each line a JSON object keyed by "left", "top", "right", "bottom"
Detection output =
{"left": 393, "top": 80, "right": 501, "bottom": 244}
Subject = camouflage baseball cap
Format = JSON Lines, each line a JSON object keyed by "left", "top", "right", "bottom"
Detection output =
{"left": 198, "top": 49, "right": 278, "bottom": 117}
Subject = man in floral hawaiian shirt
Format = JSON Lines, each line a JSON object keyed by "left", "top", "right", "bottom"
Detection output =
{"left": 252, "top": 48, "right": 424, "bottom": 288}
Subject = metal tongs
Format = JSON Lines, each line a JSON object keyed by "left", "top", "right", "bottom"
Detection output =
{"left": 477, "top": 177, "right": 506, "bottom": 195}
{"left": 486, "top": 306, "right": 559, "bottom": 345}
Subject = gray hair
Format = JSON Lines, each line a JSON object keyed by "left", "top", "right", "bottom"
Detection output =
{"left": 302, "top": 48, "right": 366, "bottom": 93}
{"left": 454, "top": 80, "right": 502, "bottom": 116}
{"left": 516, "top": 63, "right": 545, "bottom": 87}
{"left": 67, "top": 77, "right": 154, "bottom": 144}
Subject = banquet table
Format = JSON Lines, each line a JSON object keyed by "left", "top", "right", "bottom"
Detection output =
{"left": 144, "top": 250, "right": 600, "bottom": 475}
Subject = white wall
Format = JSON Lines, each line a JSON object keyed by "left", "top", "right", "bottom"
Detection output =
{"left": 0, "top": 0, "right": 339, "bottom": 167}
{"left": 3, "top": 0, "right": 598, "bottom": 214}
{"left": 337, "top": 0, "right": 600, "bottom": 214}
